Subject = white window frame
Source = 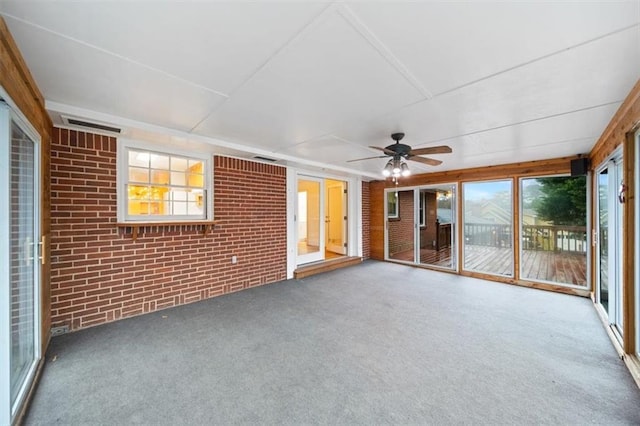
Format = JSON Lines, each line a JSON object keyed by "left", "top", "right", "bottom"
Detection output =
{"left": 419, "top": 191, "right": 427, "bottom": 227}
{"left": 117, "top": 139, "right": 213, "bottom": 222}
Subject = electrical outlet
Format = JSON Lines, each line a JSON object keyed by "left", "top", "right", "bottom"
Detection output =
{"left": 231, "top": 255, "right": 237, "bottom": 264}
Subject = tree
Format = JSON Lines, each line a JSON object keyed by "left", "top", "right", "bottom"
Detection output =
{"left": 532, "top": 176, "right": 587, "bottom": 225}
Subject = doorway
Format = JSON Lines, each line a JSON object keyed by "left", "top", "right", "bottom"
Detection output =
{"left": 296, "top": 176, "right": 347, "bottom": 265}
{"left": 596, "top": 152, "right": 624, "bottom": 339}
{"left": 0, "top": 101, "right": 42, "bottom": 425}
{"left": 385, "top": 184, "right": 457, "bottom": 271}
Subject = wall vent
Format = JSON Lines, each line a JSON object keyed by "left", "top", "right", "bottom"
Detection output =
{"left": 253, "top": 155, "right": 277, "bottom": 162}
{"left": 50, "top": 325, "right": 69, "bottom": 336}
{"left": 61, "top": 115, "right": 122, "bottom": 135}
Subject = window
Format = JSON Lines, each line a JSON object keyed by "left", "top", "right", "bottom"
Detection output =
{"left": 419, "top": 191, "right": 426, "bottom": 227}
{"left": 387, "top": 191, "right": 398, "bottom": 218}
{"left": 118, "top": 141, "right": 212, "bottom": 222}
{"left": 520, "top": 175, "right": 587, "bottom": 287}
{"left": 462, "top": 180, "right": 514, "bottom": 277}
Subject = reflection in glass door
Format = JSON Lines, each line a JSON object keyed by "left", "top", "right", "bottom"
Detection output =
{"left": 386, "top": 189, "right": 415, "bottom": 263}
{"left": 418, "top": 185, "right": 456, "bottom": 270}
{"left": 297, "top": 177, "right": 324, "bottom": 264}
{"left": 462, "top": 180, "right": 514, "bottom": 277}
{"left": 596, "top": 155, "right": 623, "bottom": 337}
{"left": 1, "top": 103, "right": 41, "bottom": 425}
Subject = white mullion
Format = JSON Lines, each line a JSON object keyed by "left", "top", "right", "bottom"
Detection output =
{"left": 0, "top": 103, "right": 12, "bottom": 426}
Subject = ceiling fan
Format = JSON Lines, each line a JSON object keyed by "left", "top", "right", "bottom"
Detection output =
{"left": 348, "top": 133, "right": 452, "bottom": 176}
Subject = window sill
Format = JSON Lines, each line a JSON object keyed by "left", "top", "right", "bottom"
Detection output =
{"left": 116, "top": 220, "right": 219, "bottom": 241}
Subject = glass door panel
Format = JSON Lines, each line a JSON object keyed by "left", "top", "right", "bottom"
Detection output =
{"left": 9, "top": 119, "right": 37, "bottom": 408}
{"left": 387, "top": 189, "right": 415, "bottom": 263}
{"left": 418, "top": 185, "right": 456, "bottom": 270}
{"left": 598, "top": 168, "right": 609, "bottom": 311}
{"left": 1, "top": 103, "right": 40, "bottom": 424}
{"left": 520, "top": 176, "right": 588, "bottom": 287}
{"left": 462, "top": 180, "right": 514, "bottom": 276}
{"left": 297, "top": 177, "right": 324, "bottom": 264}
{"left": 325, "top": 179, "right": 347, "bottom": 256}
{"left": 596, "top": 157, "right": 623, "bottom": 338}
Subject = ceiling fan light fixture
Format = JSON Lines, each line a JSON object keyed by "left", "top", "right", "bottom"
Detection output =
{"left": 382, "top": 160, "right": 393, "bottom": 177}
{"left": 392, "top": 158, "right": 401, "bottom": 174}
{"left": 401, "top": 162, "right": 411, "bottom": 177}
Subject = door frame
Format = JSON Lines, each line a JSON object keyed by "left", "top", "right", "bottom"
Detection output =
{"left": 0, "top": 99, "right": 42, "bottom": 426}
{"left": 286, "top": 168, "right": 362, "bottom": 277}
{"left": 384, "top": 183, "right": 458, "bottom": 271}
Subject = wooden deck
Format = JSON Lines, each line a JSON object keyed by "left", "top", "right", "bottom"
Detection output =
{"left": 390, "top": 245, "right": 587, "bottom": 286}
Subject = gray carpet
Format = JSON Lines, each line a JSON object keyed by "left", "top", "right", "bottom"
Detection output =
{"left": 26, "top": 260, "right": 640, "bottom": 425}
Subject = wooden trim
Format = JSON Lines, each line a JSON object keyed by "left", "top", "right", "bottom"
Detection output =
{"left": 456, "top": 184, "right": 463, "bottom": 274}
{"left": 512, "top": 177, "right": 520, "bottom": 281}
{"left": 0, "top": 16, "right": 53, "bottom": 355}
{"left": 116, "top": 220, "right": 219, "bottom": 241}
{"left": 623, "top": 131, "right": 636, "bottom": 355}
{"left": 460, "top": 270, "right": 591, "bottom": 297}
{"left": 377, "top": 155, "right": 576, "bottom": 188}
{"left": 590, "top": 79, "right": 640, "bottom": 168}
{"left": 624, "top": 355, "right": 640, "bottom": 389}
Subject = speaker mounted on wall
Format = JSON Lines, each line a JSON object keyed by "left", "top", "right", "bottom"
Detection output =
{"left": 570, "top": 157, "right": 589, "bottom": 176}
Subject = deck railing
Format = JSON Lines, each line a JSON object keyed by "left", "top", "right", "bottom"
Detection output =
{"left": 464, "top": 223, "right": 512, "bottom": 248}
{"left": 522, "top": 224, "right": 587, "bottom": 253}
{"left": 464, "top": 223, "right": 587, "bottom": 254}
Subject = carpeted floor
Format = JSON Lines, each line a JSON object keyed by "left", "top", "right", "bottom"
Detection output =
{"left": 26, "top": 260, "right": 640, "bottom": 425}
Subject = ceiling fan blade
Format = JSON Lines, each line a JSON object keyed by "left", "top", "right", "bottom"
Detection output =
{"left": 369, "top": 145, "right": 396, "bottom": 156}
{"left": 346, "top": 155, "right": 387, "bottom": 163}
{"left": 408, "top": 145, "right": 452, "bottom": 156}
{"left": 407, "top": 155, "right": 442, "bottom": 166}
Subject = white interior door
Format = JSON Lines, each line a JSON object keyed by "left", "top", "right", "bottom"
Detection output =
{"left": 297, "top": 176, "right": 324, "bottom": 264}
{"left": 0, "top": 102, "right": 41, "bottom": 425}
{"left": 326, "top": 180, "right": 346, "bottom": 255}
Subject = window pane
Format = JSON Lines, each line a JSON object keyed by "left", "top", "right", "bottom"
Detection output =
{"left": 171, "top": 157, "right": 188, "bottom": 172}
{"left": 9, "top": 120, "right": 36, "bottom": 407}
{"left": 171, "top": 171, "right": 186, "bottom": 186}
{"left": 128, "top": 167, "right": 149, "bottom": 183}
{"left": 419, "top": 186, "right": 455, "bottom": 270}
{"left": 150, "top": 170, "right": 169, "bottom": 185}
{"left": 388, "top": 189, "right": 414, "bottom": 262}
{"left": 150, "top": 153, "right": 169, "bottom": 170}
{"left": 463, "top": 180, "right": 513, "bottom": 276}
{"left": 521, "top": 176, "right": 587, "bottom": 286}
{"left": 128, "top": 150, "right": 148, "bottom": 167}
{"left": 387, "top": 191, "right": 398, "bottom": 218}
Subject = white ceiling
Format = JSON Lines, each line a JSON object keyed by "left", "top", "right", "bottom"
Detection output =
{"left": 1, "top": 1, "right": 639, "bottom": 180}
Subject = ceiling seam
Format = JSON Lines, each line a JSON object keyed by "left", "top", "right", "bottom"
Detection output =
{"left": 433, "top": 23, "right": 640, "bottom": 98}
{"left": 419, "top": 101, "right": 623, "bottom": 147}
{"left": 187, "top": 2, "right": 339, "bottom": 133}
{"left": 337, "top": 4, "right": 433, "bottom": 99}
{"left": 0, "top": 12, "right": 230, "bottom": 98}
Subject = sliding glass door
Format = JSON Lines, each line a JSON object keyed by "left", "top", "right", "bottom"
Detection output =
{"left": 385, "top": 184, "right": 457, "bottom": 271}
{"left": 519, "top": 176, "right": 588, "bottom": 287}
{"left": 462, "top": 180, "right": 514, "bottom": 277}
{"left": 0, "top": 102, "right": 41, "bottom": 425}
{"left": 596, "top": 153, "right": 624, "bottom": 338}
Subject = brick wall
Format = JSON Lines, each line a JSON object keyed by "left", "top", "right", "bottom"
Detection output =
{"left": 50, "top": 129, "right": 286, "bottom": 331}
{"left": 361, "top": 181, "right": 370, "bottom": 259}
